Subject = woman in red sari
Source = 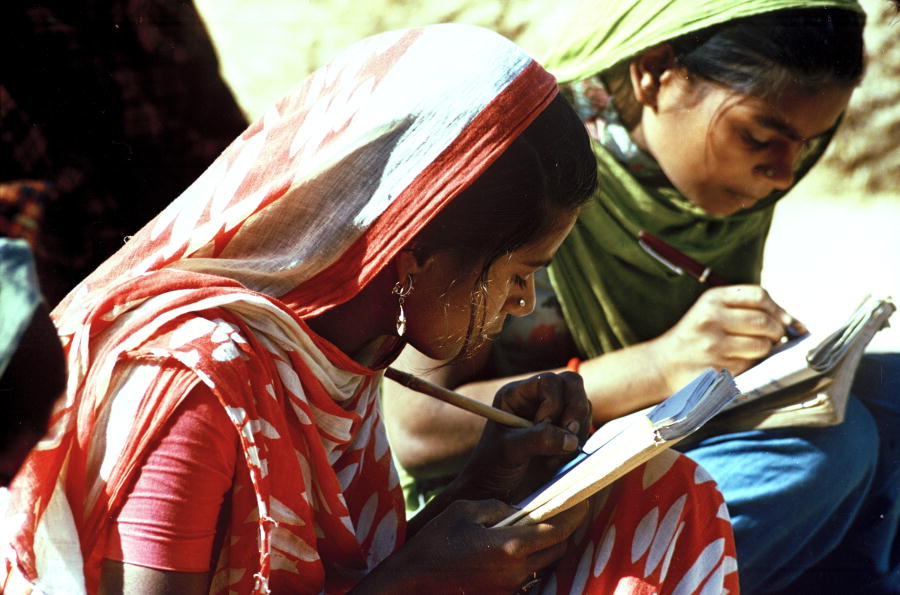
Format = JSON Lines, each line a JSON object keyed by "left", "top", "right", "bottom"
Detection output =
{"left": 2, "top": 24, "right": 738, "bottom": 594}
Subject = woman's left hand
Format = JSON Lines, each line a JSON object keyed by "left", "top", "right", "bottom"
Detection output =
{"left": 453, "top": 371, "right": 591, "bottom": 504}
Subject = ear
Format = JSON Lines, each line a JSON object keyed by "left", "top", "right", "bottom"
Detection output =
{"left": 393, "top": 247, "right": 435, "bottom": 284}
{"left": 629, "top": 44, "right": 678, "bottom": 110}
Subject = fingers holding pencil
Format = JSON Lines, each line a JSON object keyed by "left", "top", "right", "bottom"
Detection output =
{"left": 384, "top": 367, "right": 589, "bottom": 455}
{"left": 384, "top": 367, "right": 533, "bottom": 428}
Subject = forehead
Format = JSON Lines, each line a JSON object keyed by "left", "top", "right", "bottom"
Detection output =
{"left": 503, "top": 210, "right": 578, "bottom": 267}
{"left": 717, "top": 83, "right": 854, "bottom": 140}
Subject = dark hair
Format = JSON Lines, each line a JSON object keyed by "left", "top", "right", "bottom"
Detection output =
{"left": 672, "top": 8, "right": 865, "bottom": 96}
{"left": 412, "top": 93, "right": 597, "bottom": 359}
{"left": 605, "top": 8, "right": 865, "bottom": 128}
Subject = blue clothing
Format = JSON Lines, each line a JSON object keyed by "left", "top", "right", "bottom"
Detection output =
{"left": 0, "top": 238, "right": 41, "bottom": 377}
{"left": 684, "top": 369, "right": 899, "bottom": 593}
{"left": 758, "top": 352, "right": 900, "bottom": 594}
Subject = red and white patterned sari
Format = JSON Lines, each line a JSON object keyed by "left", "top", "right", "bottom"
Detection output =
{"left": 2, "top": 23, "right": 739, "bottom": 594}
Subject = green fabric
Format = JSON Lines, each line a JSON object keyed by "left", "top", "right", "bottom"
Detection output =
{"left": 529, "top": 0, "right": 863, "bottom": 85}
{"left": 530, "top": 0, "right": 861, "bottom": 358}
{"left": 548, "top": 143, "right": 773, "bottom": 357}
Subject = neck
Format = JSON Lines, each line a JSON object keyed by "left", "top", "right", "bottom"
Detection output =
{"left": 629, "top": 120, "right": 650, "bottom": 154}
{"left": 304, "top": 268, "right": 398, "bottom": 360}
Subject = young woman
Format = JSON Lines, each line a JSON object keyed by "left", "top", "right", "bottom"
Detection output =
{"left": 1, "top": 24, "right": 739, "bottom": 594}
{"left": 385, "top": 2, "right": 900, "bottom": 593}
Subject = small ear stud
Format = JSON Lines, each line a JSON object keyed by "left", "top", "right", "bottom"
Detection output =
{"left": 763, "top": 167, "right": 775, "bottom": 178}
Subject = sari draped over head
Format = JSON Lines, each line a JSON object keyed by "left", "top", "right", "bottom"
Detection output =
{"left": 522, "top": 0, "right": 863, "bottom": 358}
{"left": 1, "top": 24, "right": 559, "bottom": 594}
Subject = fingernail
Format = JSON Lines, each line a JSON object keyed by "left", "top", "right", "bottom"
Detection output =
{"left": 567, "top": 421, "right": 580, "bottom": 434}
{"left": 563, "top": 434, "right": 578, "bottom": 452}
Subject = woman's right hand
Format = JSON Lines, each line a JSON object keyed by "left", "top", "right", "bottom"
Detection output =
{"left": 359, "top": 498, "right": 588, "bottom": 593}
{"left": 653, "top": 284, "right": 806, "bottom": 392}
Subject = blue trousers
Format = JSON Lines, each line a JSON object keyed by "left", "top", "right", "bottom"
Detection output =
{"left": 683, "top": 353, "right": 900, "bottom": 594}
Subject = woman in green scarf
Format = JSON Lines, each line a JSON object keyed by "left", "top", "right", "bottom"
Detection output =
{"left": 385, "top": 1, "right": 900, "bottom": 592}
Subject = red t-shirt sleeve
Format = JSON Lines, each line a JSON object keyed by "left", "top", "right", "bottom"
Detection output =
{"left": 104, "top": 383, "right": 238, "bottom": 572}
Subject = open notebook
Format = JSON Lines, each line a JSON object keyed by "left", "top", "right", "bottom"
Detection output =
{"left": 493, "top": 296, "right": 893, "bottom": 526}
{"left": 709, "top": 295, "right": 896, "bottom": 430}
{"left": 494, "top": 368, "right": 739, "bottom": 527}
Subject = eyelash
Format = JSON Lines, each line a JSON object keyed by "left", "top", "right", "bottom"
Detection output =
{"left": 513, "top": 275, "right": 528, "bottom": 289}
{"left": 742, "top": 130, "right": 769, "bottom": 149}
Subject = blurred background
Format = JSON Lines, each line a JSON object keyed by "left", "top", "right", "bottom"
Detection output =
{"left": 195, "top": 0, "right": 900, "bottom": 349}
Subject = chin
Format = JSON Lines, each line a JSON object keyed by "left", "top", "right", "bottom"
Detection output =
{"left": 713, "top": 203, "right": 749, "bottom": 216}
{"left": 411, "top": 339, "right": 465, "bottom": 363}
{"left": 699, "top": 192, "right": 763, "bottom": 216}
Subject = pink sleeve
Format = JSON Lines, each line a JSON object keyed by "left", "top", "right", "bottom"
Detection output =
{"left": 104, "top": 383, "right": 238, "bottom": 573}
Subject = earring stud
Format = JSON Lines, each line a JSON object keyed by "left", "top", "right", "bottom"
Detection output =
{"left": 763, "top": 167, "right": 775, "bottom": 178}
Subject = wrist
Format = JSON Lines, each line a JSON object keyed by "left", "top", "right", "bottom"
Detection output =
{"left": 350, "top": 549, "right": 426, "bottom": 594}
{"left": 642, "top": 335, "right": 682, "bottom": 396}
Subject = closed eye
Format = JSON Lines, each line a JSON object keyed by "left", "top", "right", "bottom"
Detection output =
{"left": 513, "top": 275, "right": 528, "bottom": 289}
{"left": 741, "top": 130, "right": 769, "bottom": 149}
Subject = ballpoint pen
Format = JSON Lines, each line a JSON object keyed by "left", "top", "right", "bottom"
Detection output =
{"left": 637, "top": 229, "right": 806, "bottom": 341}
{"left": 637, "top": 230, "right": 729, "bottom": 287}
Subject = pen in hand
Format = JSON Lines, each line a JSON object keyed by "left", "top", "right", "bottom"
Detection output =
{"left": 779, "top": 315, "right": 810, "bottom": 346}
{"left": 637, "top": 230, "right": 808, "bottom": 347}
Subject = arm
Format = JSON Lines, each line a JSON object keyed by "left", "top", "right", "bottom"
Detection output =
{"left": 382, "top": 340, "right": 670, "bottom": 477}
{"left": 99, "top": 561, "right": 208, "bottom": 595}
{"left": 98, "top": 383, "right": 236, "bottom": 594}
{"left": 383, "top": 284, "right": 802, "bottom": 477}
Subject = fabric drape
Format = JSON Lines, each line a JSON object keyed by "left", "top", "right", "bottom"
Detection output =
{"left": 523, "top": 0, "right": 862, "bottom": 357}
{"left": 1, "top": 24, "right": 558, "bottom": 594}
{"left": 529, "top": 0, "right": 863, "bottom": 85}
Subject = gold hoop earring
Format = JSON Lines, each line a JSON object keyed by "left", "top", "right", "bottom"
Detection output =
{"left": 391, "top": 274, "right": 414, "bottom": 336}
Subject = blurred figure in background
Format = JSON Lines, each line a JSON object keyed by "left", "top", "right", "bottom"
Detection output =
{"left": 0, "top": 238, "right": 65, "bottom": 486}
{"left": 1, "top": 0, "right": 247, "bottom": 305}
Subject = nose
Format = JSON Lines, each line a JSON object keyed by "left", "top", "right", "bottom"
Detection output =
{"left": 507, "top": 279, "right": 537, "bottom": 317}
{"left": 760, "top": 140, "right": 804, "bottom": 190}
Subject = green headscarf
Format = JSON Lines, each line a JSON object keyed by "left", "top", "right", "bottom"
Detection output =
{"left": 533, "top": 0, "right": 863, "bottom": 85}
{"left": 526, "top": 0, "right": 863, "bottom": 358}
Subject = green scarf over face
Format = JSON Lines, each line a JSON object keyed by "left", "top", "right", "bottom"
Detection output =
{"left": 526, "top": 0, "right": 863, "bottom": 358}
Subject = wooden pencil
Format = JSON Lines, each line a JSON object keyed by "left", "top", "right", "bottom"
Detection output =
{"left": 384, "top": 367, "right": 533, "bottom": 428}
